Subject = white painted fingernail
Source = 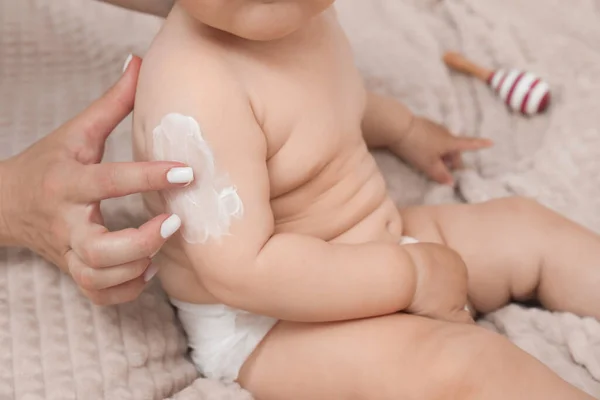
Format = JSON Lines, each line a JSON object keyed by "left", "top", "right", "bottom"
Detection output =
{"left": 160, "top": 214, "right": 181, "bottom": 239}
{"left": 122, "top": 54, "right": 133, "bottom": 73}
{"left": 143, "top": 264, "right": 159, "bottom": 282}
{"left": 167, "top": 167, "right": 194, "bottom": 184}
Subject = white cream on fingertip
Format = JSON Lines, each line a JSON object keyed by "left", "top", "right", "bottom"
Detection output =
{"left": 160, "top": 214, "right": 182, "bottom": 239}
{"left": 152, "top": 113, "right": 244, "bottom": 244}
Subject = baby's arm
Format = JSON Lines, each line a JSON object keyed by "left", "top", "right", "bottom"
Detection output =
{"left": 146, "top": 66, "right": 468, "bottom": 323}
{"left": 361, "top": 92, "right": 415, "bottom": 149}
{"left": 361, "top": 92, "right": 492, "bottom": 184}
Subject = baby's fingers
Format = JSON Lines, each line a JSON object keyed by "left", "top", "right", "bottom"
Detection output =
{"left": 443, "top": 152, "right": 464, "bottom": 170}
{"left": 427, "top": 159, "right": 455, "bottom": 186}
{"left": 451, "top": 136, "right": 494, "bottom": 151}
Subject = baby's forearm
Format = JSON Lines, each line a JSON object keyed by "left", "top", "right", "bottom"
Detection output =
{"left": 361, "top": 92, "right": 414, "bottom": 148}
{"left": 95, "top": 0, "right": 173, "bottom": 17}
{"left": 204, "top": 233, "right": 419, "bottom": 322}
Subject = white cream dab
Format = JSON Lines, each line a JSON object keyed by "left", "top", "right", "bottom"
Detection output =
{"left": 153, "top": 113, "right": 244, "bottom": 243}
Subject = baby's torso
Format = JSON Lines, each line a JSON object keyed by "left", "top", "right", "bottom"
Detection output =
{"left": 133, "top": 6, "right": 404, "bottom": 303}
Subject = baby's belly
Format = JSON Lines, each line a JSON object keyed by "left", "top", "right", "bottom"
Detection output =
{"left": 271, "top": 164, "right": 403, "bottom": 246}
{"left": 155, "top": 154, "right": 404, "bottom": 304}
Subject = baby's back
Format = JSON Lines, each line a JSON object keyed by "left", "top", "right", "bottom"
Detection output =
{"left": 133, "top": 5, "right": 404, "bottom": 304}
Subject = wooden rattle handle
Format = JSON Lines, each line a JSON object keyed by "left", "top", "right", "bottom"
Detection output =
{"left": 443, "top": 52, "right": 493, "bottom": 83}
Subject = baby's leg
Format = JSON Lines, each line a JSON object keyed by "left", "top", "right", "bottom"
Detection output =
{"left": 239, "top": 314, "right": 591, "bottom": 399}
{"left": 401, "top": 197, "right": 600, "bottom": 317}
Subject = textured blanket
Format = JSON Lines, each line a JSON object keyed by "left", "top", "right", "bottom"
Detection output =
{"left": 0, "top": 0, "right": 598, "bottom": 398}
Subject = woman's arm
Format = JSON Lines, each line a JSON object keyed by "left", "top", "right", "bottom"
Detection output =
{"left": 0, "top": 57, "right": 195, "bottom": 306}
{"left": 0, "top": 161, "right": 18, "bottom": 247}
{"left": 96, "top": 0, "right": 173, "bottom": 18}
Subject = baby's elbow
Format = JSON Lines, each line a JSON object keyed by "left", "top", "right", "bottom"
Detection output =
{"left": 198, "top": 259, "right": 256, "bottom": 309}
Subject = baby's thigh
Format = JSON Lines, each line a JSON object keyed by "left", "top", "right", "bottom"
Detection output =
{"left": 400, "top": 198, "right": 546, "bottom": 311}
{"left": 239, "top": 315, "right": 498, "bottom": 400}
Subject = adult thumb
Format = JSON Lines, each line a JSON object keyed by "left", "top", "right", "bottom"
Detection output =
{"left": 72, "top": 55, "right": 142, "bottom": 146}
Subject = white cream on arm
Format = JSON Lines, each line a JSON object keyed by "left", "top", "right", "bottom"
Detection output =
{"left": 152, "top": 113, "right": 244, "bottom": 243}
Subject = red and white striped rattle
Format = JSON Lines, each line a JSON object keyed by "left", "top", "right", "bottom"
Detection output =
{"left": 443, "top": 52, "right": 551, "bottom": 116}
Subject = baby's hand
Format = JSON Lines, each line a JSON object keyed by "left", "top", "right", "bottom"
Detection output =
{"left": 403, "top": 243, "right": 474, "bottom": 324}
{"left": 389, "top": 117, "right": 493, "bottom": 186}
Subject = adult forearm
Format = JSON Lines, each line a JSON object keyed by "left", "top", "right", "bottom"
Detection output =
{"left": 362, "top": 92, "right": 414, "bottom": 148}
{"left": 206, "top": 233, "right": 419, "bottom": 323}
{"left": 96, "top": 0, "right": 173, "bottom": 17}
{"left": 0, "top": 160, "right": 19, "bottom": 247}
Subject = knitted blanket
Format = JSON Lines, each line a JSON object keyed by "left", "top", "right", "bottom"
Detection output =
{"left": 0, "top": 0, "right": 598, "bottom": 398}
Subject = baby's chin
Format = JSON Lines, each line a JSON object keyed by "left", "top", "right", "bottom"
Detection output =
{"left": 180, "top": 1, "right": 323, "bottom": 41}
{"left": 227, "top": 19, "right": 304, "bottom": 41}
{"left": 223, "top": 5, "right": 311, "bottom": 41}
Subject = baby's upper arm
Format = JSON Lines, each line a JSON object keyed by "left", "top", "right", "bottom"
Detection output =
{"left": 142, "top": 60, "right": 275, "bottom": 291}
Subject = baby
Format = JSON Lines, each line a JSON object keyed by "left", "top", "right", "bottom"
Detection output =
{"left": 132, "top": 1, "right": 599, "bottom": 399}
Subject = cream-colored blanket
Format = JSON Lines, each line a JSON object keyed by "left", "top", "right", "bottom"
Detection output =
{"left": 0, "top": 0, "right": 598, "bottom": 398}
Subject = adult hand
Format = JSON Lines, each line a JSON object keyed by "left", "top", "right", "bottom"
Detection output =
{"left": 0, "top": 56, "right": 192, "bottom": 305}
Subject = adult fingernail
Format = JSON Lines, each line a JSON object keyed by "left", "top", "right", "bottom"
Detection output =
{"left": 167, "top": 167, "right": 194, "bottom": 184}
{"left": 160, "top": 214, "right": 181, "bottom": 239}
{"left": 122, "top": 54, "right": 133, "bottom": 73}
{"left": 144, "top": 263, "right": 159, "bottom": 282}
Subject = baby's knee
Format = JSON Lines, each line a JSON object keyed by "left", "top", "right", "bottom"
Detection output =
{"left": 486, "top": 197, "right": 556, "bottom": 230}
{"left": 490, "top": 196, "right": 545, "bottom": 217}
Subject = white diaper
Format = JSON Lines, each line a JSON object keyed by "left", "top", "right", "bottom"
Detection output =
{"left": 170, "top": 299, "right": 277, "bottom": 383}
{"left": 172, "top": 236, "right": 418, "bottom": 382}
{"left": 399, "top": 236, "right": 419, "bottom": 245}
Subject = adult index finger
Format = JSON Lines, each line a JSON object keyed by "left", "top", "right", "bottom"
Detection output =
{"left": 71, "top": 161, "right": 194, "bottom": 202}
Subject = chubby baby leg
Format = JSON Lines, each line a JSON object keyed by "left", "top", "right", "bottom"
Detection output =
{"left": 401, "top": 197, "right": 600, "bottom": 318}
{"left": 238, "top": 314, "right": 591, "bottom": 399}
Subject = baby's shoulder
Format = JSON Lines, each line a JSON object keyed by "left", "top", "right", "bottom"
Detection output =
{"left": 136, "top": 32, "right": 251, "bottom": 130}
